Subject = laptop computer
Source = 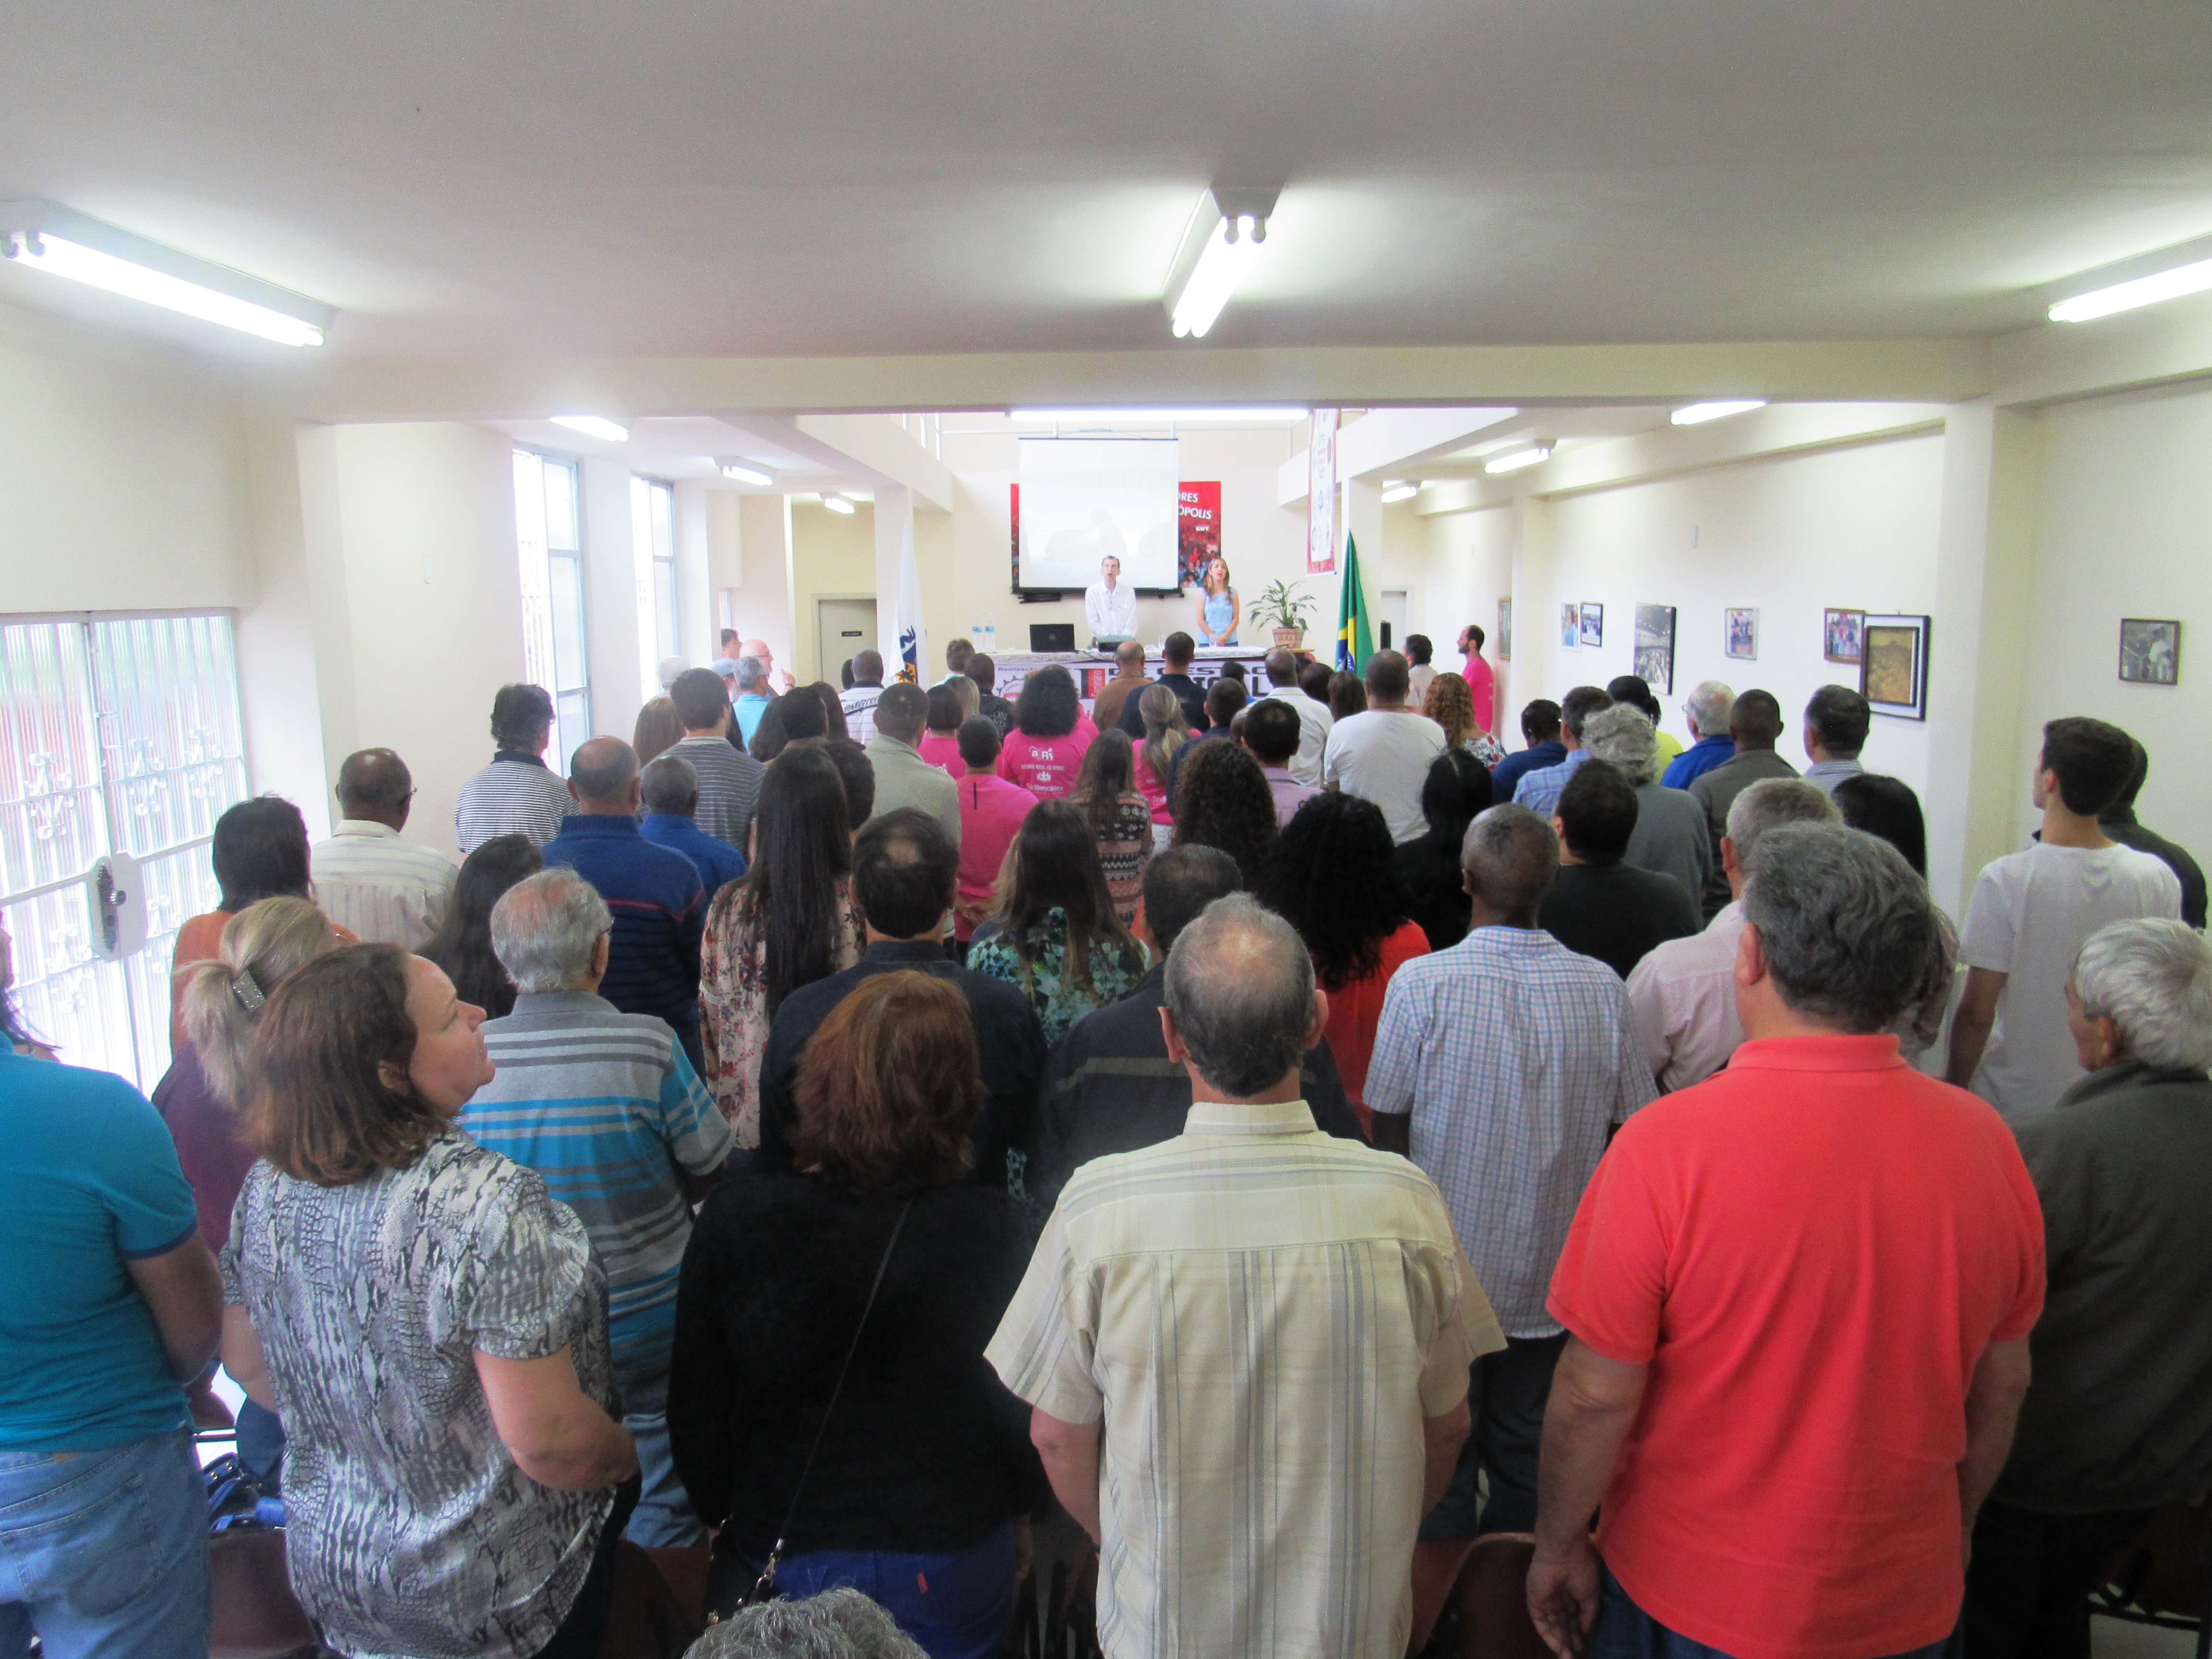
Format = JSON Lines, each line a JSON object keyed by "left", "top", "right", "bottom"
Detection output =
{"left": 1029, "top": 623, "right": 1077, "bottom": 653}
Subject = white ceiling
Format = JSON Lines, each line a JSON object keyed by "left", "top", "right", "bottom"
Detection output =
{"left": 5, "top": 0, "right": 2209, "bottom": 361}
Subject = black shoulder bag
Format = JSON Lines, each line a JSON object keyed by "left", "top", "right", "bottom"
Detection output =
{"left": 707, "top": 1197, "right": 914, "bottom": 1620}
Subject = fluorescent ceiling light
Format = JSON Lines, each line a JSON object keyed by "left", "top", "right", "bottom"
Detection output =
{"left": 2049, "top": 256, "right": 2212, "bottom": 323}
{"left": 1380, "top": 481, "right": 1419, "bottom": 504}
{"left": 1161, "top": 187, "right": 1281, "bottom": 341}
{"left": 1671, "top": 400, "right": 1767, "bottom": 426}
{"left": 717, "top": 460, "right": 775, "bottom": 486}
{"left": 1013, "top": 407, "right": 1309, "bottom": 425}
{"left": 551, "top": 415, "right": 629, "bottom": 442}
{"left": 1484, "top": 444, "right": 1554, "bottom": 475}
{"left": 822, "top": 494, "right": 857, "bottom": 515}
{"left": 1, "top": 200, "right": 333, "bottom": 347}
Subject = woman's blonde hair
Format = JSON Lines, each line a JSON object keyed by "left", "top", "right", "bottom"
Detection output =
{"left": 1138, "top": 682, "right": 1189, "bottom": 790}
{"left": 178, "top": 896, "right": 343, "bottom": 1107}
{"left": 1423, "top": 672, "right": 1475, "bottom": 749}
{"left": 949, "top": 674, "right": 980, "bottom": 721}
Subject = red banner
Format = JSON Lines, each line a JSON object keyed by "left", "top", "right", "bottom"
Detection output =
{"left": 1177, "top": 482, "right": 1222, "bottom": 589}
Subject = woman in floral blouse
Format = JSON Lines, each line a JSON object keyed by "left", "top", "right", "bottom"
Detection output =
{"left": 1067, "top": 729, "right": 1153, "bottom": 926}
{"left": 1423, "top": 671, "right": 1508, "bottom": 769}
{"left": 699, "top": 747, "right": 865, "bottom": 1145}
{"left": 966, "top": 801, "right": 1148, "bottom": 1043}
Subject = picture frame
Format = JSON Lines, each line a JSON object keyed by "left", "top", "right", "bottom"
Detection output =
{"left": 1498, "top": 598, "right": 1514, "bottom": 661}
{"left": 1579, "top": 602, "right": 1605, "bottom": 649}
{"left": 1725, "top": 607, "right": 1759, "bottom": 661}
{"left": 1860, "top": 613, "right": 1930, "bottom": 720}
{"left": 2118, "top": 618, "right": 2181, "bottom": 686}
{"left": 1633, "top": 603, "right": 1676, "bottom": 694}
{"left": 1824, "top": 608, "right": 1865, "bottom": 665}
{"left": 1559, "top": 602, "right": 1581, "bottom": 649}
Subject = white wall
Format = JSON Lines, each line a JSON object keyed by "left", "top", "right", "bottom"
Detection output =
{"left": 2019, "top": 380, "right": 2212, "bottom": 848}
{"left": 1446, "top": 434, "right": 1946, "bottom": 796}
{"left": 1412, "top": 501, "right": 1517, "bottom": 710}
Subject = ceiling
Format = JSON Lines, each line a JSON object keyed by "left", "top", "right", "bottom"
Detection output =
{"left": 4, "top": 0, "right": 2209, "bottom": 362}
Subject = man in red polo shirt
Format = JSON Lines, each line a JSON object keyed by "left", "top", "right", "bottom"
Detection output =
{"left": 1530, "top": 822, "right": 2043, "bottom": 1659}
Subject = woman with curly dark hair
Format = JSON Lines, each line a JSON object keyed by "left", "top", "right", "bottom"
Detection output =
{"left": 1255, "top": 792, "right": 1429, "bottom": 1133}
{"left": 421, "top": 834, "right": 544, "bottom": 1020}
{"left": 999, "top": 665, "right": 1093, "bottom": 800}
{"left": 1168, "top": 741, "right": 1277, "bottom": 890}
{"left": 1069, "top": 729, "right": 1153, "bottom": 924}
{"left": 1396, "top": 751, "right": 1495, "bottom": 951}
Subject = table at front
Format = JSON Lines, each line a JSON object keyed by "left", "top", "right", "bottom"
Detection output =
{"left": 981, "top": 645, "right": 1308, "bottom": 707}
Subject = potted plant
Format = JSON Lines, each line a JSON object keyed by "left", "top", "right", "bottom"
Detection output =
{"left": 1247, "top": 578, "right": 1318, "bottom": 650}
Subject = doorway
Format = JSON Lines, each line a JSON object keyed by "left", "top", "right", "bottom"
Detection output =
{"left": 816, "top": 596, "right": 877, "bottom": 686}
{"left": 1379, "top": 587, "right": 1410, "bottom": 655}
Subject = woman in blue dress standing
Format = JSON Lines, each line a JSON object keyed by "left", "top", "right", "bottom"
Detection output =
{"left": 1193, "top": 556, "right": 1238, "bottom": 646}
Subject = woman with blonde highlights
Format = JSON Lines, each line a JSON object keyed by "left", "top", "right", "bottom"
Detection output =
{"left": 671, "top": 972, "right": 1046, "bottom": 1653}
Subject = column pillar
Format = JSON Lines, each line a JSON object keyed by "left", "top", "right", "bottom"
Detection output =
{"left": 578, "top": 454, "right": 642, "bottom": 738}
{"left": 874, "top": 484, "right": 920, "bottom": 677}
{"left": 1509, "top": 492, "right": 1555, "bottom": 722}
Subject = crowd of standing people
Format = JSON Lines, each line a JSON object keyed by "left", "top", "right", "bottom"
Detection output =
{"left": 3, "top": 619, "right": 2209, "bottom": 1659}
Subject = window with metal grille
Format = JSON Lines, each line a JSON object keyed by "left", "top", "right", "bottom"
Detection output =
{"left": 513, "top": 449, "right": 592, "bottom": 768}
{"left": 0, "top": 614, "right": 250, "bottom": 1088}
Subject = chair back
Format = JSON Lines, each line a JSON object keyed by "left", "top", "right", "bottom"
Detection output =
{"left": 1450, "top": 1533, "right": 1551, "bottom": 1659}
{"left": 207, "top": 1528, "right": 319, "bottom": 1659}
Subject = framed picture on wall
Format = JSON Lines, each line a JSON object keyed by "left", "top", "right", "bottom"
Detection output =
{"left": 1498, "top": 598, "right": 1514, "bottom": 661}
{"left": 1633, "top": 604, "right": 1677, "bottom": 694}
{"left": 1560, "top": 602, "right": 1581, "bottom": 648}
{"left": 2118, "top": 618, "right": 2181, "bottom": 685}
{"left": 1580, "top": 603, "right": 1605, "bottom": 648}
{"left": 1861, "top": 614, "right": 1930, "bottom": 719}
{"left": 1824, "top": 608, "right": 1865, "bottom": 665}
{"left": 1725, "top": 607, "right": 1759, "bottom": 660}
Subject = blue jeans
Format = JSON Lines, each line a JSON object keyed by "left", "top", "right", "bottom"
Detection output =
{"left": 618, "top": 1373, "right": 704, "bottom": 1547}
{"left": 740, "top": 1523, "right": 1017, "bottom": 1659}
{"left": 1591, "top": 1563, "right": 1961, "bottom": 1659}
{"left": 0, "top": 1430, "right": 208, "bottom": 1659}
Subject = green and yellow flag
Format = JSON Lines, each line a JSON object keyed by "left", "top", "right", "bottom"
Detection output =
{"left": 1335, "top": 533, "right": 1373, "bottom": 670}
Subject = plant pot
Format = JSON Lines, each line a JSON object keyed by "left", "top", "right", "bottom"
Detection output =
{"left": 1271, "top": 626, "right": 1306, "bottom": 650}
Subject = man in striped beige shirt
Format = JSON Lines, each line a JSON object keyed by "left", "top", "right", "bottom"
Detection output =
{"left": 308, "top": 748, "right": 458, "bottom": 950}
{"left": 989, "top": 894, "right": 1503, "bottom": 1659}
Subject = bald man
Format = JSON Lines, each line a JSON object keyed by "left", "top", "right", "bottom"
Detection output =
{"left": 1092, "top": 641, "right": 1152, "bottom": 734}
{"left": 739, "top": 637, "right": 794, "bottom": 694}
{"left": 542, "top": 738, "right": 710, "bottom": 1074}
{"left": 308, "top": 748, "right": 459, "bottom": 948}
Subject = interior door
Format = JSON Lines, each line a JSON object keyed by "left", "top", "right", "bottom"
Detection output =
{"left": 816, "top": 597, "right": 877, "bottom": 685}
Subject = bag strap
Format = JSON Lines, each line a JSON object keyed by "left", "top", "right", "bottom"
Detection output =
{"left": 752, "top": 1196, "right": 914, "bottom": 1598}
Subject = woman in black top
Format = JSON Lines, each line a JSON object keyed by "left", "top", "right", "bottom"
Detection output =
{"left": 1397, "top": 750, "right": 1495, "bottom": 950}
{"left": 669, "top": 971, "right": 1047, "bottom": 1657}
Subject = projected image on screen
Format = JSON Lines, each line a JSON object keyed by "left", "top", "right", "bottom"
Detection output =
{"left": 1017, "top": 438, "right": 1182, "bottom": 592}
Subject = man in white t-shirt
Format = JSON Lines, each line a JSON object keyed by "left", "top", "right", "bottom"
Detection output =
{"left": 1083, "top": 555, "right": 1138, "bottom": 644}
{"left": 840, "top": 649, "right": 887, "bottom": 745}
{"left": 1260, "top": 647, "right": 1334, "bottom": 787}
{"left": 1321, "top": 651, "right": 1447, "bottom": 843}
{"left": 1950, "top": 716, "right": 2183, "bottom": 1121}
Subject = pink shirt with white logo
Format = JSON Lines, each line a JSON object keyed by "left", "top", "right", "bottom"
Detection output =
{"left": 1000, "top": 727, "right": 1094, "bottom": 801}
{"left": 956, "top": 772, "right": 1040, "bottom": 940}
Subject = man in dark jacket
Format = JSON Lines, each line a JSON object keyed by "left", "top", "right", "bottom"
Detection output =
{"left": 756, "top": 811, "right": 1046, "bottom": 1192}
{"left": 2099, "top": 739, "right": 2207, "bottom": 928}
{"left": 1118, "top": 631, "right": 1210, "bottom": 737}
{"left": 1030, "top": 845, "right": 1366, "bottom": 1205}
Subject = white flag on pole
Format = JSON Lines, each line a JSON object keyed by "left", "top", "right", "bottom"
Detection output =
{"left": 893, "top": 513, "right": 926, "bottom": 683}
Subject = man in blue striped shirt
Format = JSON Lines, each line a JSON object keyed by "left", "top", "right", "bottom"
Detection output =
{"left": 466, "top": 867, "right": 733, "bottom": 1546}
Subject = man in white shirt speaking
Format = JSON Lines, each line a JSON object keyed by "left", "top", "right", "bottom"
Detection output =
{"left": 1084, "top": 555, "right": 1138, "bottom": 645}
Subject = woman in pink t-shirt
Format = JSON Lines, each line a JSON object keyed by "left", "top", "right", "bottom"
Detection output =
{"left": 916, "top": 683, "right": 966, "bottom": 776}
{"left": 998, "top": 664, "right": 1094, "bottom": 800}
{"left": 1132, "top": 682, "right": 1187, "bottom": 833}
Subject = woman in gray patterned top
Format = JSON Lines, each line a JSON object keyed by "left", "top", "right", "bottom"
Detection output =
{"left": 219, "top": 945, "right": 639, "bottom": 1659}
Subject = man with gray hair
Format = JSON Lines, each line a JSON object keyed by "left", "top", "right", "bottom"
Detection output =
{"left": 1582, "top": 704, "right": 1713, "bottom": 909}
{"left": 991, "top": 894, "right": 1503, "bottom": 1659}
{"left": 1532, "top": 824, "right": 2044, "bottom": 1659}
{"left": 465, "top": 867, "right": 733, "bottom": 1548}
{"left": 1660, "top": 679, "right": 1736, "bottom": 790}
{"left": 542, "top": 737, "right": 709, "bottom": 1073}
{"left": 1365, "top": 805, "right": 1657, "bottom": 1648}
{"left": 684, "top": 1587, "right": 926, "bottom": 1659}
{"left": 1966, "top": 917, "right": 2212, "bottom": 1659}
{"left": 1625, "top": 778, "right": 1840, "bottom": 1091}
{"left": 638, "top": 753, "right": 747, "bottom": 896}
{"left": 731, "top": 655, "right": 775, "bottom": 748}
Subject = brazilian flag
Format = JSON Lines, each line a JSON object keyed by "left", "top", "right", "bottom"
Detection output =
{"left": 1335, "top": 533, "right": 1373, "bottom": 670}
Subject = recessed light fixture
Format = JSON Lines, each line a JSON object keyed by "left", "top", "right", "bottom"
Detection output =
{"left": 1380, "top": 481, "right": 1419, "bottom": 504}
{"left": 1013, "top": 407, "right": 1310, "bottom": 425}
{"left": 551, "top": 415, "right": 629, "bottom": 443}
{"left": 822, "top": 494, "right": 857, "bottom": 515}
{"left": 717, "top": 460, "right": 775, "bottom": 486}
{"left": 1162, "top": 188, "right": 1281, "bottom": 340}
{"left": 1671, "top": 400, "right": 1767, "bottom": 426}
{"left": 1484, "top": 444, "right": 1555, "bottom": 475}
{"left": 2049, "top": 256, "right": 2212, "bottom": 323}
{"left": 0, "top": 199, "right": 333, "bottom": 347}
